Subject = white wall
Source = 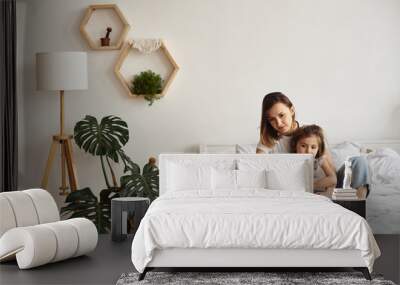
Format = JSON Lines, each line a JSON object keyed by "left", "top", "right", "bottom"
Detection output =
{"left": 17, "top": 0, "right": 400, "bottom": 203}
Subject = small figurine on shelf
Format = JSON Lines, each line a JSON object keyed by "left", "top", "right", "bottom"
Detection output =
{"left": 342, "top": 159, "right": 353, "bottom": 189}
{"left": 100, "top": 27, "right": 112, "bottom": 46}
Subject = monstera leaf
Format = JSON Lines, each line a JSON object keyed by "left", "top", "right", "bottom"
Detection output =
{"left": 74, "top": 115, "right": 129, "bottom": 160}
{"left": 118, "top": 149, "right": 141, "bottom": 174}
{"left": 120, "top": 157, "right": 159, "bottom": 202}
{"left": 60, "top": 187, "right": 119, "bottom": 233}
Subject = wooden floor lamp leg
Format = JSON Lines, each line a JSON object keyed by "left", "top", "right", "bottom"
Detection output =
{"left": 60, "top": 140, "right": 69, "bottom": 195}
{"left": 41, "top": 140, "right": 58, "bottom": 190}
{"left": 64, "top": 138, "right": 78, "bottom": 191}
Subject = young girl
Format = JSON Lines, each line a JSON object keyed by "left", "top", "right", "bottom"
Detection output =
{"left": 290, "top": 124, "right": 337, "bottom": 191}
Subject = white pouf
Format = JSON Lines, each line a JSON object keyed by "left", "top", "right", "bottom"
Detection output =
{"left": 0, "top": 189, "right": 98, "bottom": 269}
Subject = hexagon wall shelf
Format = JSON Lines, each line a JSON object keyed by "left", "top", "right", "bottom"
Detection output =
{"left": 114, "top": 40, "right": 179, "bottom": 98}
{"left": 80, "top": 4, "right": 130, "bottom": 50}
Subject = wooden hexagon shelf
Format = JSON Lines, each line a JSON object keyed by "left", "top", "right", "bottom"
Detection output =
{"left": 80, "top": 4, "right": 130, "bottom": 50}
{"left": 114, "top": 40, "right": 179, "bottom": 98}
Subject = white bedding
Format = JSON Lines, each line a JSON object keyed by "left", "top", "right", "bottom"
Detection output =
{"left": 367, "top": 148, "right": 400, "bottom": 185}
{"left": 367, "top": 183, "right": 400, "bottom": 234}
{"left": 131, "top": 190, "right": 380, "bottom": 273}
{"left": 365, "top": 148, "right": 400, "bottom": 234}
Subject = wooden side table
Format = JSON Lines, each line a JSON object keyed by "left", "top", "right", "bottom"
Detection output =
{"left": 111, "top": 197, "right": 150, "bottom": 242}
{"left": 317, "top": 189, "right": 366, "bottom": 218}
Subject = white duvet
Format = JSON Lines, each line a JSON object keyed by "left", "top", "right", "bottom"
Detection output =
{"left": 131, "top": 190, "right": 380, "bottom": 273}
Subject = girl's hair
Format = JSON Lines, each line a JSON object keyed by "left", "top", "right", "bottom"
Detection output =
{"left": 260, "top": 92, "right": 295, "bottom": 147}
{"left": 290, "top": 124, "right": 326, "bottom": 158}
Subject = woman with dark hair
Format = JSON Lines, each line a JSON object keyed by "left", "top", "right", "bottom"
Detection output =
{"left": 256, "top": 92, "right": 299, "bottom": 154}
{"left": 256, "top": 92, "right": 369, "bottom": 196}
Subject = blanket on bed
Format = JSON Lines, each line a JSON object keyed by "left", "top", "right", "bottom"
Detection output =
{"left": 131, "top": 190, "right": 380, "bottom": 273}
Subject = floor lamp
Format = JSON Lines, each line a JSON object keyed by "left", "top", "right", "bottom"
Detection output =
{"left": 36, "top": 52, "right": 88, "bottom": 195}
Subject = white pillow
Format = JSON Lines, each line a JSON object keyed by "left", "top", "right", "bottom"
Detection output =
{"left": 372, "top": 148, "right": 400, "bottom": 158}
{"left": 367, "top": 148, "right": 400, "bottom": 184}
{"left": 167, "top": 158, "right": 236, "bottom": 170}
{"left": 236, "top": 144, "right": 257, "bottom": 154}
{"left": 266, "top": 170, "right": 307, "bottom": 192}
{"left": 199, "top": 145, "right": 236, "bottom": 154}
{"left": 167, "top": 163, "right": 212, "bottom": 191}
{"left": 330, "top": 141, "right": 361, "bottom": 170}
{"left": 266, "top": 169, "right": 307, "bottom": 191}
{"left": 211, "top": 169, "right": 268, "bottom": 190}
{"left": 236, "top": 169, "right": 267, "bottom": 188}
{"left": 237, "top": 158, "right": 309, "bottom": 192}
{"left": 211, "top": 169, "right": 237, "bottom": 190}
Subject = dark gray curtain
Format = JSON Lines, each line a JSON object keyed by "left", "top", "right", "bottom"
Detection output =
{"left": 0, "top": 0, "right": 18, "bottom": 192}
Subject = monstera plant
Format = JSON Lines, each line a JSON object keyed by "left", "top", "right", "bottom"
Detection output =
{"left": 61, "top": 187, "right": 118, "bottom": 233}
{"left": 119, "top": 154, "right": 159, "bottom": 202}
{"left": 74, "top": 115, "right": 129, "bottom": 189}
{"left": 61, "top": 115, "right": 159, "bottom": 232}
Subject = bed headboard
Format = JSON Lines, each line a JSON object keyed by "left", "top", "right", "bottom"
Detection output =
{"left": 199, "top": 140, "right": 400, "bottom": 155}
{"left": 348, "top": 140, "right": 400, "bottom": 154}
{"left": 159, "top": 154, "right": 314, "bottom": 196}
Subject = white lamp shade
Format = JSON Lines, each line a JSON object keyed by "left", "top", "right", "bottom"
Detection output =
{"left": 36, "top": 52, "right": 88, "bottom": 91}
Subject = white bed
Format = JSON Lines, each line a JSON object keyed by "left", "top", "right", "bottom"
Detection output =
{"left": 131, "top": 154, "right": 381, "bottom": 280}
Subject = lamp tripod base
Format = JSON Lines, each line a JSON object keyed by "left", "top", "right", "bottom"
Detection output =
{"left": 41, "top": 135, "right": 79, "bottom": 195}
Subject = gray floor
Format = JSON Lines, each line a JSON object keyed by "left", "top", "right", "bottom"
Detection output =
{"left": 1, "top": 234, "right": 399, "bottom": 285}
{"left": 0, "top": 234, "right": 135, "bottom": 285}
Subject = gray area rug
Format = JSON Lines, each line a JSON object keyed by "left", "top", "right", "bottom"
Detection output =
{"left": 116, "top": 271, "right": 396, "bottom": 285}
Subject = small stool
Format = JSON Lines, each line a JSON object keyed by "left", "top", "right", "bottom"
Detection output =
{"left": 111, "top": 197, "right": 150, "bottom": 242}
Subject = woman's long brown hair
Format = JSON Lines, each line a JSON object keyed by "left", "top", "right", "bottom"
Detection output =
{"left": 260, "top": 92, "right": 295, "bottom": 148}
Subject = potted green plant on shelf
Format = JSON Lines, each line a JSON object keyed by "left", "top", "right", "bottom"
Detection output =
{"left": 130, "top": 70, "right": 163, "bottom": 106}
{"left": 61, "top": 115, "right": 159, "bottom": 233}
